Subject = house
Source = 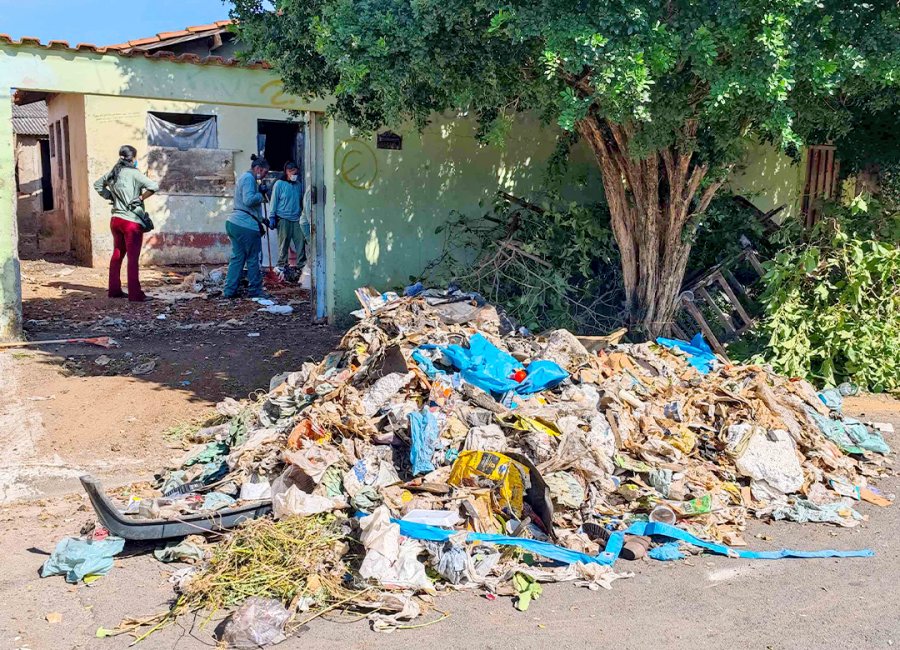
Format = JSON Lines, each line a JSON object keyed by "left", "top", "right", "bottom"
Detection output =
{"left": 12, "top": 101, "right": 52, "bottom": 257}
{"left": 0, "top": 22, "right": 809, "bottom": 340}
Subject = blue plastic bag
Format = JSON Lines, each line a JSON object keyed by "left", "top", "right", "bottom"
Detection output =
{"left": 411, "top": 348, "right": 443, "bottom": 379}
{"left": 408, "top": 409, "right": 439, "bottom": 475}
{"left": 441, "top": 334, "right": 568, "bottom": 397}
{"left": 656, "top": 333, "right": 717, "bottom": 374}
{"left": 41, "top": 536, "right": 125, "bottom": 583}
{"left": 517, "top": 360, "right": 569, "bottom": 395}
{"left": 442, "top": 333, "right": 521, "bottom": 394}
{"left": 648, "top": 541, "right": 686, "bottom": 561}
{"left": 404, "top": 282, "right": 425, "bottom": 297}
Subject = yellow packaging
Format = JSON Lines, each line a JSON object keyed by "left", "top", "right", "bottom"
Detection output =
{"left": 668, "top": 425, "right": 696, "bottom": 454}
{"left": 504, "top": 415, "right": 561, "bottom": 438}
{"left": 449, "top": 450, "right": 527, "bottom": 517}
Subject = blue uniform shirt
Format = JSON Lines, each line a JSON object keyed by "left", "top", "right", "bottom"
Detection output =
{"left": 227, "top": 171, "right": 264, "bottom": 231}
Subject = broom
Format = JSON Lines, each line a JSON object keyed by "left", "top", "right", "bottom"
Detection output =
{"left": 0, "top": 336, "right": 118, "bottom": 350}
{"left": 261, "top": 197, "right": 283, "bottom": 285}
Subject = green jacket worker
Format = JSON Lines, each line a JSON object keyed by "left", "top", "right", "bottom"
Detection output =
{"left": 93, "top": 145, "right": 158, "bottom": 302}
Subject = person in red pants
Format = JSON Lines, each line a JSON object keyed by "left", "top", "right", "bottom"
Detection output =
{"left": 93, "top": 145, "right": 159, "bottom": 301}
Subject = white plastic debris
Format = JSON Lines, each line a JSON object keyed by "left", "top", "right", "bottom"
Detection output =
{"left": 400, "top": 509, "right": 461, "bottom": 528}
{"left": 359, "top": 506, "right": 434, "bottom": 593}
{"left": 221, "top": 597, "right": 291, "bottom": 649}
{"left": 131, "top": 360, "right": 157, "bottom": 376}
{"left": 239, "top": 476, "right": 272, "bottom": 501}
{"left": 272, "top": 486, "right": 347, "bottom": 519}
{"left": 258, "top": 305, "right": 294, "bottom": 315}
{"left": 735, "top": 428, "right": 804, "bottom": 500}
{"left": 360, "top": 372, "right": 414, "bottom": 417}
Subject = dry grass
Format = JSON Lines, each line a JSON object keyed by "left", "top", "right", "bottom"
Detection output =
{"left": 108, "top": 515, "right": 366, "bottom": 644}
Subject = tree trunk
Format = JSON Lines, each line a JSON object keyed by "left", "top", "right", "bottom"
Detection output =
{"left": 576, "top": 116, "right": 725, "bottom": 340}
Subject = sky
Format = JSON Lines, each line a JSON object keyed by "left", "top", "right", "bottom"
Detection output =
{"left": 0, "top": 0, "right": 230, "bottom": 46}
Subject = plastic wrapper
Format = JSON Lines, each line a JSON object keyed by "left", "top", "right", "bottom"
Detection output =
{"left": 221, "top": 597, "right": 291, "bottom": 649}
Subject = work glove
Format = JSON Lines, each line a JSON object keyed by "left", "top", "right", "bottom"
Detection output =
{"left": 268, "top": 215, "right": 278, "bottom": 230}
{"left": 258, "top": 183, "right": 270, "bottom": 196}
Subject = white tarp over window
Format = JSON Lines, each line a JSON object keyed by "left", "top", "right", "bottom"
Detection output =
{"left": 147, "top": 113, "right": 218, "bottom": 149}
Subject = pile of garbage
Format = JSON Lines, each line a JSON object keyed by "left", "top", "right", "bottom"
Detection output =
{"left": 206, "top": 290, "right": 891, "bottom": 538}
{"left": 52, "top": 289, "right": 894, "bottom": 639}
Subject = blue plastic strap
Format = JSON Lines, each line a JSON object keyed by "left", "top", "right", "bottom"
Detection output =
{"left": 394, "top": 518, "right": 624, "bottom": 566}
{"left": 625, "top": 521, "right": 874, "bottom": 560}
{"left": 392, "top": 517, "right": 873, "bottom": 565}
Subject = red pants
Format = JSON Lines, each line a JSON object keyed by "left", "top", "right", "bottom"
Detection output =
{"left": 108, "top": 217, "right": 146, "bottom": 301}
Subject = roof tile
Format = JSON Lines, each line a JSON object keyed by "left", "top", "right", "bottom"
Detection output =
{"left": 157, "top": 30, "right": 191, "bottom": 39}
{"left": 186, "top": 24, "right": 221, "bottom": 33}
{"left": 127, "top": 36, "right": 161, "bottom": 47}
{"left": 0, "top": 29, "right": 268, "bottom": 70}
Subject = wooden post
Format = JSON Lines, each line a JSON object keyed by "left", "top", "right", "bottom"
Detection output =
{"left": 723, "top": 268, "right": 748, "bottom": 297}
{"left": 696, "top": 286, "right": 736, "bottom": 336}
{"left": 745, "top": 250, "right": 766, "bottom": 277}
{"left": 715, "top": 272, "right": 754, "bottom": 327}
{"left": 681, "top": 297, "right": 728, "bottom": 357}
{"left": 0, "top": 91, "right": 22, "bottom": 340}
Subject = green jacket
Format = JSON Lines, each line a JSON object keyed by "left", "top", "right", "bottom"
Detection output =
{"left": 93, "top": 165, "right": 159, "bottom": 225}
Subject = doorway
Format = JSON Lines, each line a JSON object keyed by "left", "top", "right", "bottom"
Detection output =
{"left": 257, "top": 119, "right": 302, "bottom": 177}
{"left": 256, "top": 116, "right": 325, "bottom": 322}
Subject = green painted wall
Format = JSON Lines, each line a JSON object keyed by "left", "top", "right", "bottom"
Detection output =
{"left": 329, "top": 115, "right": 601, "bottom": 316}
{"left": 729, "top": 141, "right": 806, "bottom": 222}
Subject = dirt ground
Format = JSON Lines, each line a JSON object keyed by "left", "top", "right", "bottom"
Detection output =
{"left": 2, "top": 258, "right": 341, "bottom": 503}
{"left": 1, "top": 259, "right": 898, "bottom": 650}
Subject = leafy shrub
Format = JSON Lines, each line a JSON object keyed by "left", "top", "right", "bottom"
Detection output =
{"left": 424, "top": 191, "right": 785, "bottom": 335}
{"left": 424, "top": 195, "right": 624, "bottom": 333}
{"left": 749, "top": 198, "right": 900, "bottom": 392}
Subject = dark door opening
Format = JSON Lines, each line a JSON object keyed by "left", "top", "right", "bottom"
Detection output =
{"left": 39, "top": 138, "right": 53, "bottom": 211}
{"left": 257, "top": 119, "right": 302, "bottom": 176}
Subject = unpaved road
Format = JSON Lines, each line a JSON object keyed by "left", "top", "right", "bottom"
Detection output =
{"left": 1, "top": 260, "right": 897, "bottom": 650}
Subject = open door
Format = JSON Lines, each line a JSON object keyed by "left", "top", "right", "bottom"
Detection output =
{"left": 304, "top": 112, "right": 327, "bottom": 322}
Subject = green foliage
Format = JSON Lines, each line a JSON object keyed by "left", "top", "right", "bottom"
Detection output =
{"left": 686, "top": 196, "right": 770, "bottom": 273}
{"left": 424, "top": 196, "right": 624, "bottom": 333}
{"left": 232, "top": 0, "right": 900, "bottom": 173}
{"left": 426, "top": 190, "right": 796, "bottom": 333}
{"left": 747, "top": 200, "right": 900, "bottom": 392}
{"left": 824, "top": 90, "right": 900, "bottom": 175}
{"left": 878, "top": 162, "right": 900, "bottom": 210}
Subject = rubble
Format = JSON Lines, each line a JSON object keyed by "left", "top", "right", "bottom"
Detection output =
{"left": 70, "top": 289, "right": 892, "bottom": 642}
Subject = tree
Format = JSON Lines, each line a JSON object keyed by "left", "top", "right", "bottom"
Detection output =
{"left": 231, "top": 0, "right": 899, "bottom": 337}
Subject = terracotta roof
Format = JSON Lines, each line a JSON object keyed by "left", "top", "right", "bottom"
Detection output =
{"left": 0, "top": 25, "right": 269, "bottom": 70}
{"left": 106, "top": 20, "right": 233, "bottom": 51}
{"left": 12, "top": 100, "right": 48, "bottom": 135}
